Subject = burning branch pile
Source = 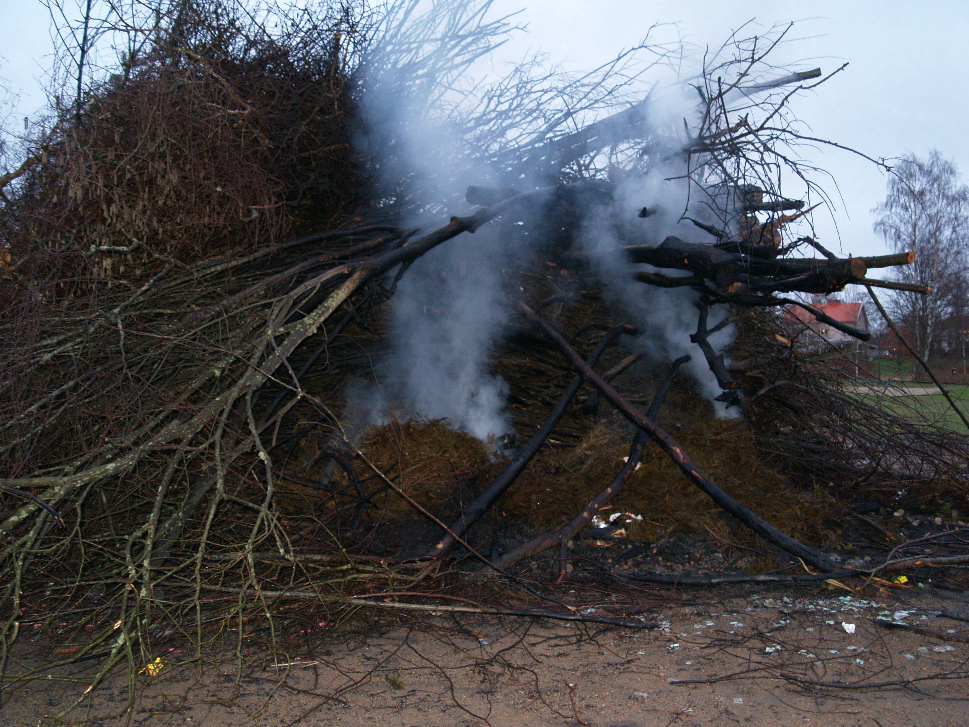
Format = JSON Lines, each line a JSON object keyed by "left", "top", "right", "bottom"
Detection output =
{"left": 0, "top": 0, "right": 966, "bottom": 698}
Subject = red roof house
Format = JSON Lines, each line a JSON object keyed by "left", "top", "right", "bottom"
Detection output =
{"left": 784, "top": 300, "right": 869, "bottom": 347}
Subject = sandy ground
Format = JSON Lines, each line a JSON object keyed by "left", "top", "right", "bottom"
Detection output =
{"left": 4, "top": 585, "right": 969, "bottom": 727}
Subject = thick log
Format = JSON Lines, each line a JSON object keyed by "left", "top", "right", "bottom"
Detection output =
{"left": 714, "top": 239, "right": 779, "bottom": 258}
{"left": 625, "top": 236, "right": 738, "bottom": 276}
{"left": 792, "top": 240, "right": 918, "bottom": 276}
{"left": 625, "top": 236, "right": 869, "bottom": 294}
{"left": 775, "top": 257, "right": 868, "bottom": 278}
{"left": 859, "top": 251, "right": 916, "bottom": 269}
{"left": 627, "top": 236, "right": 866, "bottom": 278}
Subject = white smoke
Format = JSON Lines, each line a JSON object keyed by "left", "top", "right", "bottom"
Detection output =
{"left": 385, "top": 226, "right": 513, "bottom": 440}
{"left": 577, "top": 83, "right": 738, "bottom": 416}
{"left": 351, "top": 5, "right": 740, "bottom": 439}
{"left": 351, "top": 8, "right": 516, "bottom": 441}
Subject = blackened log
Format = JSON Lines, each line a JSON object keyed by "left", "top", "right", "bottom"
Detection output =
{"left": 626, "top": 236, "right": 739, "bottom": 277}
{"left": 714, "top": 239, "right": 779, "bottom": 258}
{"left": 625, "top": 236, "right": 869, "bottom": 294}
{"left": 626, "top": 236, "right": 867, "bottom": 279}
{"left": 518, "top": 302, "right": 839, "bottom": 573}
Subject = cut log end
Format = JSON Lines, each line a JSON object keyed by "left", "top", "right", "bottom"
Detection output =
{"left": 849, "top": 258, "right": 867, "bottom": 279}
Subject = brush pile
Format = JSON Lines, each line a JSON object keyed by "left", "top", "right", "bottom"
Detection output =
{"left": 1, "top": 0, "right": 967, "bottom": 693}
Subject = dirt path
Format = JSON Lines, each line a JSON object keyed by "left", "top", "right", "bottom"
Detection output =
{"left": 847, "top": 384, "right": 942, "bottom": 397}
{"left": 4, "top": 586, "right": 969, "bottom": 726}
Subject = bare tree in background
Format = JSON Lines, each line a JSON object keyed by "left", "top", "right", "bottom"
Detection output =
{"left": 874, "top": 151, "right": 969, "bottom": 359}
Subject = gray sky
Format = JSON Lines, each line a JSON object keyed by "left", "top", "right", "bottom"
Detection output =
{"left": 2, "top": 1, "right": 968, "bottom": 259}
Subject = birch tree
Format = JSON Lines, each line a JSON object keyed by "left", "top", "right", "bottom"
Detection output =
{"left": 874, "top": 151, "right": 969, "bottom": 358}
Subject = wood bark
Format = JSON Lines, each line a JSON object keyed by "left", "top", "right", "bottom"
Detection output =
{"left": 625, "top": 236, "right": 869, "bottom": 294}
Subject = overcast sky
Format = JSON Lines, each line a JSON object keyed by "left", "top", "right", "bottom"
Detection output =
{"left": 2, "top": 1, "right": 968, "bottom": 260}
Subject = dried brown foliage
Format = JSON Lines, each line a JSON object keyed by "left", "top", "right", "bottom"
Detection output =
{"left": 737, "top": 307, "right": 969, "bottom": 510}
{"left": 2, "top": 1, "right": 360, "bottom": 300}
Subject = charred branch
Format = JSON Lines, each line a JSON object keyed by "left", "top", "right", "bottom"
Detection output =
{"left": 691, "top": 300, "right": 742, "bottom": 406}
{"left": 781, "top": 298, "right": 872, "bottom": 341}
{"left": 517, "top": 302, "right": 839, "bottom": 573}
{"left": 853, "top": 277, "right": 932, "bottom": 295}
{"left": 492, "top": 355, "right": 690, "bottom": 573}
{"left": 616, "top": 570, "right": 858, "bottom": 586}
{"left": 688, "top": 217, "right": 730, "bottom": 240}
{"left": 582, "top": 351, "right": 644, "bottom": 414}
{"left": 626, "top": 235, "right": 873, "bottom": 295}
{"left": 426, "top": 324, "right": 637, "bottom": 558}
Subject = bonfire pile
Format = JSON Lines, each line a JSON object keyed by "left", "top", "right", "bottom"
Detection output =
{"left": 0, "top": 0, "right": 964, "bottom": 690}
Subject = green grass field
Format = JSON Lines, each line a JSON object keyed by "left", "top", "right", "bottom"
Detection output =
{"left": 858, "top": 383, "right": 969, "bottom": 434}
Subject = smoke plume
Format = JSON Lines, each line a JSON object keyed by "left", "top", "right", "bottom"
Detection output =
{"left": 350, "top": 6, "right": 518, "bottom": 441}
{"left": 350, "top": 4, "right": 739, "bottom": 440}
{"left": 576, "top": 84, "right": 738, "bottom": 415}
